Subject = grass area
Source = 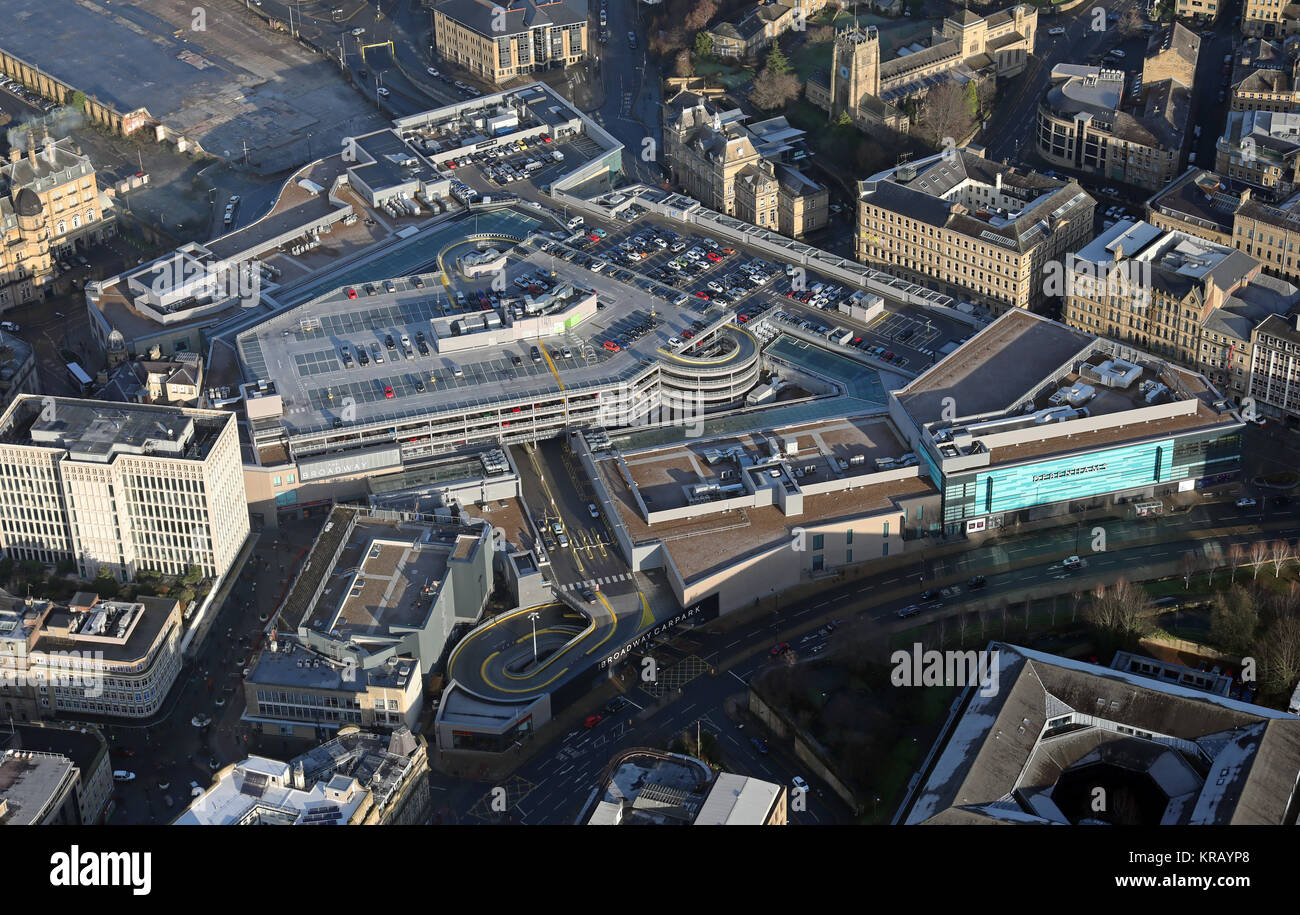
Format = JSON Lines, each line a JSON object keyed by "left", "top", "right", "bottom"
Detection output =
{"left": 694, "top": 59, "right": 755, "bottom": 89}
{"left": 864, "top": 736, "right": 924, "bottom": 824}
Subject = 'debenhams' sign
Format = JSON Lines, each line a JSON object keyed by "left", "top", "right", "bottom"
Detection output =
{"left": 598, "top": 604, "right": 705, "bottom": 670}
{"left": 1031, "top": 463, "right": 1107, "bottom": 484}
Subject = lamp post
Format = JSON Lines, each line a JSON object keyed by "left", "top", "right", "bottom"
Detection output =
{"left": 528, "top": 610, "right": 540, "bottom": 662}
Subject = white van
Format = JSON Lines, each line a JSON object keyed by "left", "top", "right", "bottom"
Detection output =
{"left": 451, "top": 364, "right": 463, "bottom": 378}
{"left": 567, "top": 215, "right": 585, "bottom": 230}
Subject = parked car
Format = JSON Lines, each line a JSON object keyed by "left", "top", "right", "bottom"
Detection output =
{"left": 1236, "top": 497, "right": 1258, "bottom": 508}
{"left": 112, "top": 770, "right": 136, "bottom": 782}
{"left": 967, "top": 575, "right": 987, "bottom": 589}
{"left": 897, "top": 605, "right": 922, "bottom": 618}
{"left": 751, "top": 737, "right": 769, "bottom": 754}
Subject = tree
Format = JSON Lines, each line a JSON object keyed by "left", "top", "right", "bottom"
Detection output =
{"left": 1117, "top": 7, "right": 1144, "bottom": 36}
{"left": 766, "top": 46, "right": 792, "bottom": 76}
{"left": 1258, "top": 615, "right": 1300, "bottom": 695}
{"left": 92, "top": 567, "right": 120, "bottom": 599}
{"left": 674, "top": 49, "right": 694, "bottom": 78}
{"left": 71, "top": 90, "right": 87, "bottom": 112}
{"left": 1251, "top": 540, "right": 1269, "bottom": 580}
{"left": 1227, "top": 542, "right": 1244, "bottom": 583}
{"left": 182, "top": 564, "right": 204, "bottom": 586}
{"left": 1270, "top": 539, "right": 1292, "bottom": 578}
{"left": 1181, "top": 550, "right": 1197, "bottom": 590}
{"left": 693, "top": 31, "right": 714, "bottom": 60}
{"left": 684, "top": 0, "right": 718, "bottom": 32}
{"left": 750, "top": 67, "right": 803, "bottom": 110}
{"left": 1210, "top": 586, "right": 1259, "bottom": 656}
{"left": 918, "top": 76, "right": 973, "bottom": 149}
{"left": 1086, "top": 578, "right": 1151, "bottom": 650}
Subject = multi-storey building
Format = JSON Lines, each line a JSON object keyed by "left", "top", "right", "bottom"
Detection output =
{"left": 1174, "top": 0, "right": 1220, "bottom": 22}
{"left": 1229, "top": 37, "right": 1300, "bottom": 113}
{"left": 1215, "top": 109, "right": 1300, "bottom": 194}
{"left": 243, "top": 506, "right": 494, "bottom": 739}
{"left": 662, "top": 90, "right": 828, "bottom": 238}
{"left": 1241, "top": 0, "right": 1300, "bottom": 39}
{"left": 177, "top": 727, "right": 431, "bottom": 825}
{"left": 0, "top": 396, "right": 249, "bottom": 582}
{"left": 0, "top": 591, "right": 184, "bottom": 720}
{"left": 1246, "top": 310, "right": 1300, "bottom": 421}
{"left": 1, "top": 720, "right": 113, "bottom": 825}
{"left": 0, "top": 329, "right": 38, "bottom": 415}
{"left": 430, "top": 0, "right": 588, "bottom": 86}
{"left": 708, "top": 0, "right": 829, "bottom": 60}
{"left": 807, "top": 6, "right": 1035, "bottom": 133}
{"left": 1036, "top": 55, "right": 1193, "bottom": 191}
{"left": 857, "top": 148, "right": 1096, "bottom": 313}
{"left": 1059, "top": 220, "right": 1300, "bottom": 400}
{"left": 0, "top": 135, "right": 114, "bottom": 311}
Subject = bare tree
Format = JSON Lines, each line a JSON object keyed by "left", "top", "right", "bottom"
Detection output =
{"left": 1117, "top": 7, "right": 1144, "bottom": 37}
{"left": 1087, "top": 579, "right": 1152, "bottom": 644}
{"left": 957, "top": 611, "right": 970, "bottom": 645}
{"left": 1070, "top": 589, "right": 1083, "bottom": 622}
{"left": 749, "top": 68, "right": 803, "bottom": 110}
{"left": 1000, "top": 603, "right": 1008, "bottom": 637}
{"left": 1181, "top": 550, "right": 1197, "bottom": 590}
{"left": 1210, "top": 586, "right": 1259, "bottom": 656}
{"left": 1251, "top": 540, "right": 1269, "bottom": 580}
{"left": 673, "top": 49, "right": 693, "bottom": 78}
{"left": 1023, "top": 600, "right": 1031, "bottom": 631}
{"left": 1227, "top": 542, "right": 1244, "bottom": 583}
{"left": 1259, "top": 615, "right": 1300, "bottom": 694}
{"left": 1271, "top": 539, "right": 1292, "bottom": 578}
{"left": 918, "top": 76, "right": 974, "bottom": 148}
{"left": 684, "top": 0, "right": 718, "bottom": 32}
{"left": 978, "top": 607, "right": 987, "bottom": 639}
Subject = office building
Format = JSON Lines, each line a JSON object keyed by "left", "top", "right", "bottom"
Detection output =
{"left": 1, "top": 720, "right": 113, "bottom": 824}
{"left": 898, "top": 643, "right": 1300, "bottom": 825}
{"left": 0, "top": 591, "right": 184, "bottom": 720}
{"left": 1241, "top": 0, "right": 1300, "bottom": 39}
{"left": 176, "top": 726, "right": 431, "bottom": 825}
{"left": 242, "top": 506, "right": 494, "bottom": 739}
{"left": 430, "top": 0, "right": 589, "bottom": 86}
{"left": 1246, "top": 309, "right": 1300, "bottom": 422}
{"left": 857, "top": 148, "right": 1096, "bottom": 313}
{"left": 1060, "top": 219, "right": 1300, "bottom": 399}
{"left": 1216, "top": 109, "right": 1300, "bottom": 195}
{"left": 0, "top": 395, "right": 249, "bottom": 582}
{"left": 662, "top": 90, "right": 828, "bottom": 238}
{"left": 0, "top": 134, "right": 114, "bottom": 311}
{"left": 1228, "top": 37, "right": 1300, "bottom": 114}
{"left": 586, "top": 748, "right": 786, "bottom": 825}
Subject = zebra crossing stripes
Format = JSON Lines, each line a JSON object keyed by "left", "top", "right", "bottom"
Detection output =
{"left": 560, "top": 572, "right": 633, "bottom": 591}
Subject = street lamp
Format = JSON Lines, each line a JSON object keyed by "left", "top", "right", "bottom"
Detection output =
{"left": 528, "top": 611, "right": 540, "bottom": 662}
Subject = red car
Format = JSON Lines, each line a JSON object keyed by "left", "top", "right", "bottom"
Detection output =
{"left": 882, "top": 351, "right": 894, "bottom": 362}
{"left": 737, "top": 314, "right": 750, "bottom": 323}
{"left": 852, "top": 336, "right": 863, "bottom": 345}
{"left": 705, "top": 251, "right": 722, "bottom": 262}
{"left": 542, "top": 136, "right": 553, "bottom": 143}
{"left": 694, "top": 291, "right": 710, "bottom": 299}
{"left": 681, "top": 329, "right": 695, "bottom": 339}
{"left": 603, "top": 340, "right": 621, "bottom": 352}
{"left": 584, "top": 714, "right": 604, "bottom": 728}
{"left": 384, "top": 385, "right": 394, "bottom": 399}
{"left": 587, "top": 233, "right": 600, "bottom": 242}
{"left": 346, "top": 288, "right": 358, "bottom": 299}
{"left": 770, "top": 642, "right": 791, "bottom": 656}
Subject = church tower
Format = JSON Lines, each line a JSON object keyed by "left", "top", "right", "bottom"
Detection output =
{"left": 829, "top": 25, "right": 880, "bottom": 123}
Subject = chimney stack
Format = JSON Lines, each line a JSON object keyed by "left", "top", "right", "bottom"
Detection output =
{"left": 996, "top": 171, "right": 1003, "bottom": 191}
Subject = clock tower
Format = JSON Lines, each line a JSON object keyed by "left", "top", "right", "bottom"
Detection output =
{"left": 829, "top": 24, "right": 880, "bottom": 124}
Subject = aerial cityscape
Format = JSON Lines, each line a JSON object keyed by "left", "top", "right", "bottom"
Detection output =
{"left": 0, "top": 0, "right": 1295, "bottom": 860}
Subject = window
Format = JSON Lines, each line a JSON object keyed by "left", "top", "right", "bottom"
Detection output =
{"left": 272, "top": 476, "right": 282, "bottom": 487}
{"left": 845, "top": 529, "right": 853, "bottom": 545}
{"left": 812, "top": 554, "right": 824, "bottom": 571}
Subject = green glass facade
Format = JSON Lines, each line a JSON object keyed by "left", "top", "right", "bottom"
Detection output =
{"left": 941, "top": 430, "right": 1241, "bottom": 523}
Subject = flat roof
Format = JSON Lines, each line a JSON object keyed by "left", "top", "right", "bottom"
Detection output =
{"left": 897, "top": 310, "right": 1094, "bottom": 422}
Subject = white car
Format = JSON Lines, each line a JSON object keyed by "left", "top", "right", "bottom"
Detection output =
{"left": 668, "top": 336, "right": 683, "bottom": 347}
{"left": 377, "top": 87, "right": 390, "bottom": 97}
{"left": 1236, "top": 497, "right": 1258, "bottom": 508}
{"left": 0, "top": 321, "right": 19, "bottom": 332}
{"left": 1048, "top": 26, "right": 1066, "bottom": 35}
{"left": 191, "top": 714, "right": 212, "bottom": 728}
{"left": 113, "top": 770, "right": 135, "bottom": 782}
{"left": 588, "top": 503, "right": 600, "bottom": 518}
{"left": 792, "top": 776, "right": 809, "bottom": 792}
{"left": 1063, "top": 555, "right": 1083, "bottom": 570}
{"left": 426, "top": 67, "right": 440, "bottom": 77}
{"left": 351, "top": 27, "right": 365, "bottom": 36}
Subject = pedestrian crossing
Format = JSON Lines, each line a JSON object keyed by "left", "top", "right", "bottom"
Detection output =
{"left": 560, "top": 571, "right": 634, "bottom": 591}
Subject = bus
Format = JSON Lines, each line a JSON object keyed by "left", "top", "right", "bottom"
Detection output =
{"left": 66, "top": 361, "right": 93, "bottom": 394}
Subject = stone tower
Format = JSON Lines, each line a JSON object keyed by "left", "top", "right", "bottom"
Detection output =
{"left": 830, "top": 25, "right": 880, "bottom": 123}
